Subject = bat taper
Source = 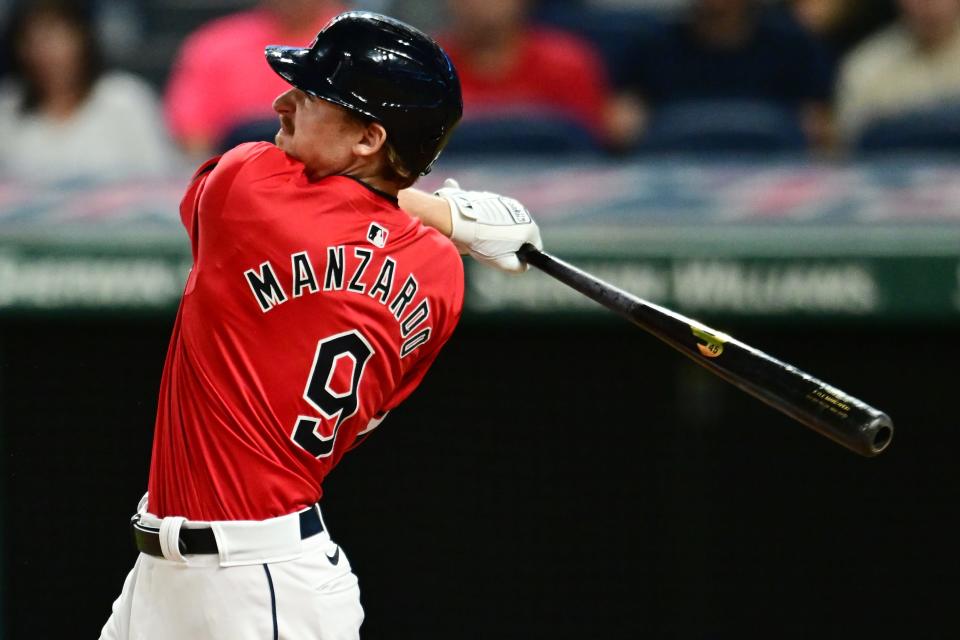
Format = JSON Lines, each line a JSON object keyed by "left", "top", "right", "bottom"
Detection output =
{"left": 517, "top": 244, "right": 893, "bottom": 457}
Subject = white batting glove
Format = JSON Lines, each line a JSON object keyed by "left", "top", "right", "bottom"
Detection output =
{"left": 435, "top": 179, "right": 543, "bottom": 273}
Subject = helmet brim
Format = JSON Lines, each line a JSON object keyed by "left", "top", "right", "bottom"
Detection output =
{"left": 265, "top": 45, "right": 381, "bottom": 123}
{"left": 265, "top": 46, "right": 313, "bottom": 91}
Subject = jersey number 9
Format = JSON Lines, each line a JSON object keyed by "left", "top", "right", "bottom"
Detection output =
{"left": 291, "top": 330, "right": 374, "bottom": 458}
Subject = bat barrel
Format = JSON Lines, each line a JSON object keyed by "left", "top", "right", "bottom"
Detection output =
{"left": 517, "top": 245, "right": 895, "bottom": 457}
{"left": 693, "top": 343, "right": 895, "bottom": 458}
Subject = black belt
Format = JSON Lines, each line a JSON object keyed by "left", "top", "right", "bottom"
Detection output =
{"left": 131, "top": 504, "right": 325, "bottom": 557}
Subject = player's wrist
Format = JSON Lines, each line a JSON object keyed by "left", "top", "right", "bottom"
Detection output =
{"left": 434, "top": 179, "right": 476, "bottom": 247}
{"left": 398, "top": 188, "right": 455, "bottom": 237}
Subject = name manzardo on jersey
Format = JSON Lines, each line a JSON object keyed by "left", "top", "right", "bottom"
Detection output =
{"left": 244, "top": 247, "right": 432, "bottom": 358}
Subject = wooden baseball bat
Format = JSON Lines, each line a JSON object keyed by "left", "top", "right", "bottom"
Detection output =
{"left": 517, "top": 244, "right": 893, "bottom": 457}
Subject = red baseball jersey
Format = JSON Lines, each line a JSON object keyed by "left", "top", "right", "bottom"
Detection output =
{"left": 147, "top": 142, "right": 464, "bottom": 521}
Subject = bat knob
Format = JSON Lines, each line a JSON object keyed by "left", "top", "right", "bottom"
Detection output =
{"left": 864, "top": 413, "right": 894, "bottom": 456}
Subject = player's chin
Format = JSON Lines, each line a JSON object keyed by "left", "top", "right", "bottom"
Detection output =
{"left": 275, "top": 131, "right": 295, "bottom": 155}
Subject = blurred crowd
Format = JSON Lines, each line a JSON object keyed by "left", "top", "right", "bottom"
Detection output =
{"left": 1, "top": 0, "right": 959, "bottom": 183}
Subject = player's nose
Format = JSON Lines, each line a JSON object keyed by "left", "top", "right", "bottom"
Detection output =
{"left": 273, "top": 89, "right": 297, "bottom": 115}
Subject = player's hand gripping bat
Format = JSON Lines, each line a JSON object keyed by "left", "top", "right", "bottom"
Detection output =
{"left": 516, "top": 245, "right": 893, "bottom": 457}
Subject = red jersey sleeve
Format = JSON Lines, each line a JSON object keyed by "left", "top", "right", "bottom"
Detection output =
{"left": 179, "top": 156, "right": 221, "bottom": 258}
{"left": 206, "top": 142, "right": 305, "bottom": 226}
{"left": 181, "top": 142, "right": 293, "bottom": 248}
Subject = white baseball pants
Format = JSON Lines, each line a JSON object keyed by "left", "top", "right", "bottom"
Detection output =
{"left": 99, "top": 500, "right": 363, "bottom": 640}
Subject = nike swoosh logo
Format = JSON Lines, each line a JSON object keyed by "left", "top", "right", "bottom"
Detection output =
{"left": 326, "top": 546, "right": 340, "bottom": 566}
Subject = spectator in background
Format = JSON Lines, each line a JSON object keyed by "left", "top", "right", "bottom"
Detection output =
{"left": 835, "top": 0, "right": 960, "bottom": 143}
{"left": 440, "top": 0, "right": 613, "bottom": 144}
{"left": 0, "top": 0, "right": 173, "bottom": 182}
{"left": 578, "top": 0, "right": 692, "bottom": 11}
{"left": 164, "top": 0, "right": 345, "bottom": 158}
{"left": 789, "top": 0, "right": 898, "bottom": 56}
{"left": 609, "top": 0, "right": 835, "bottom": 150}
{"left": 0, "top": 0, "right": 10, "bottom": 80}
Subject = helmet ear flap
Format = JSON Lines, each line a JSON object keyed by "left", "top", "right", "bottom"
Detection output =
{"left": 265, "top": 11, "right": 463, "bottom": 177}
{"left": 416, "top": 131, "right": 449, "bottom": 176}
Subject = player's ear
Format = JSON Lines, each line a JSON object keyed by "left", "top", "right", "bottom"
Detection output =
{"left": 353, "top": 122, "right": 389, "bottom": 160}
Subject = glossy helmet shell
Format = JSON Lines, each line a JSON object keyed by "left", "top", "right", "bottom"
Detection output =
{"left": 265, "top": 11, "right": 462, "bottom": 177}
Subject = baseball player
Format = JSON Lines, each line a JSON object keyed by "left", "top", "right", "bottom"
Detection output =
{"left": 99, "top": 12, "right": 541, "bottom": 640}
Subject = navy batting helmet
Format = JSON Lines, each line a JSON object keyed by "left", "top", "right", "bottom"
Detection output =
{"left": 265, "top": 11, "right": 462, "bottom": 177}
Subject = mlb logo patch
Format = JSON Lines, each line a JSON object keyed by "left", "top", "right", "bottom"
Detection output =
{"left": 368, "top": 223, "right": 388, "bottom": 248}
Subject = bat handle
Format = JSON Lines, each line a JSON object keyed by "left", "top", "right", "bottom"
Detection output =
{"left": 517, "top": 243, "right": 543, "bottom": 264}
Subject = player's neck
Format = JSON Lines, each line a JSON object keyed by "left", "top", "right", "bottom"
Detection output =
{"left": 345, "top": 174, "right": 400, "bottom": 200}
{"left": 304, "top": 155, "right": 400, "bottom": 198}
{"left": 337, "top": 158, "right": 400, "bottom": 198}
